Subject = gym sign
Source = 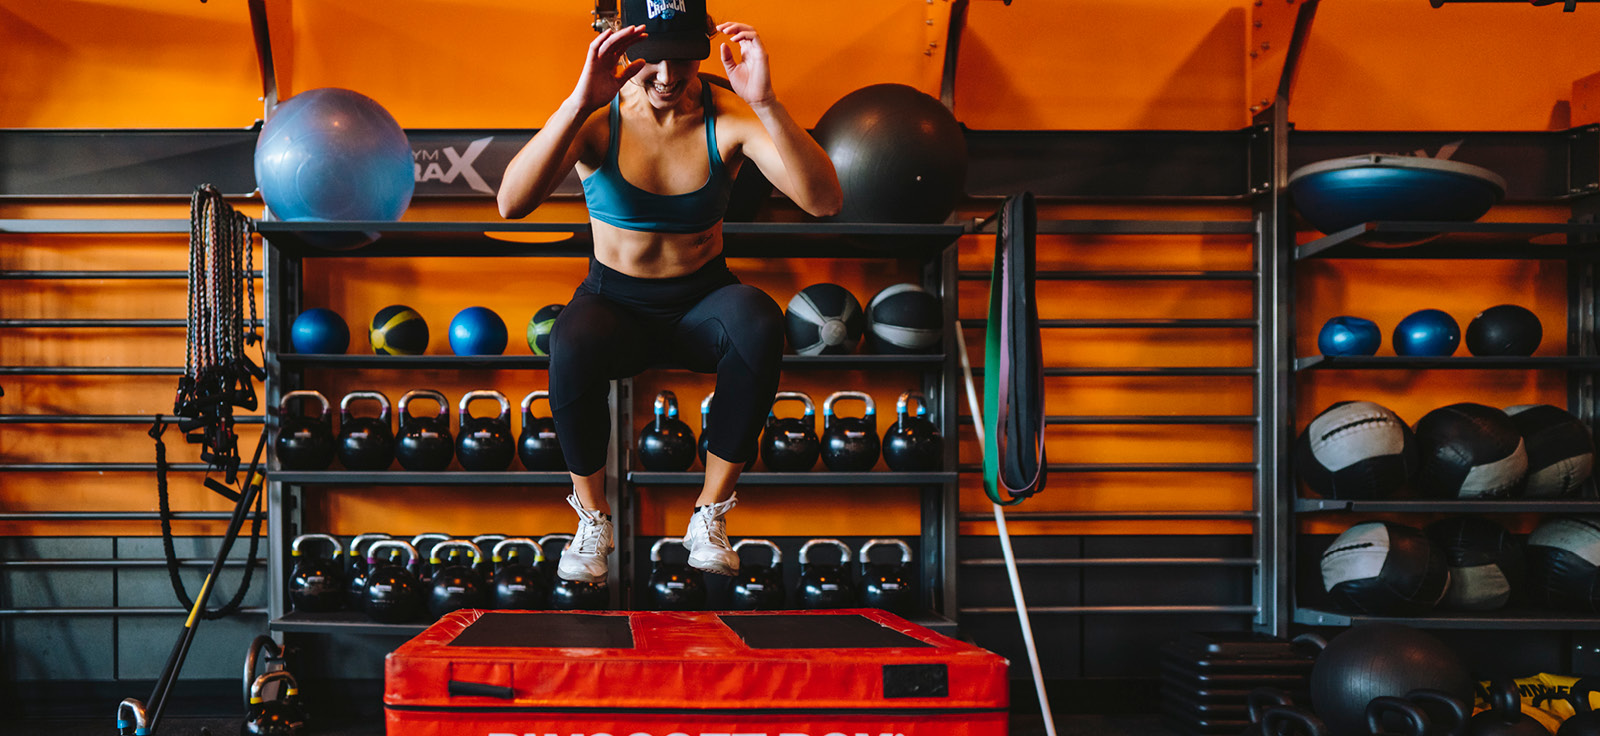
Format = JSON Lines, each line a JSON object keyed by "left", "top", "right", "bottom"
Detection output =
{"left": 409, "top": 132, "right": 579, "bottom": 198}
{"left": 414, "top": 136, "right": 494, "bottom": 194}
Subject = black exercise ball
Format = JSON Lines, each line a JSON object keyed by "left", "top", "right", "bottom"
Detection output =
{"left": 1466, "top": 304, "right": 1543, "bottom": 357}
{"left": 1425, "top": 516, "right": 1524, "bottom": 611}
{"left": 1309, "top": 622, "right": 1475, "bottom": 736}
{"left": 1505, "top": 404, "right": 1594, "bottom": 498}
{"left": 1319, "top": 521, "right": 1449, "bottom": 616}
{"left": 812, "top": 83, "right": 967, "bottom": 223}
{"left": 866, "top": 283, "right": 943, "bottom": 354}
{"left": 1294, "top": 401, "right": 1419, "bottom": 500}
{"left": 785, "top": 283, "right": 865, "bottom": 355}
{"left": 1413, "top": 402, "right": 1528, "bottom": 499}
{"left": 1527, "top": 516, "right": 1600, "bottom": 613}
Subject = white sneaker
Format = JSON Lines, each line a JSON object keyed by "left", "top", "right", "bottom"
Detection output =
{"left": 556, "top": 493, "right": 613, "bottom": 583}
{"left": 684, "top": 496, "right": 739, "bottom": 577}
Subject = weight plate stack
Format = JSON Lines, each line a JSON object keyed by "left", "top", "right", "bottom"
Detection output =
{"left": 1157, "top": 632, "right": 1315, "bottom": 736}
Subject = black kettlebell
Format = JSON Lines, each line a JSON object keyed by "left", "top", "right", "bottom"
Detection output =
{"left": 275, "top": 390, "right": 335, "bottom": 470}
{"left": 457, "top": 390, "right": 515, "bottom": 471}
{"left": 730, "top": 539, "right": 786, "bottom": 610}
{"left": 648, "top": 537, "right": 707, "bottom": 611}
{"left": 1367, "top": 696, "right": 1431, "bottom": 736}
{"left": 409, "top": 533, "right": 451, "bottom": 584}
{"left": 1261, "top": 707, "right": 1331, "bottom": 736}
{"left": 336, "top": 391, "right": 394, "bottom": 471}
{"left": 243, "top": 671, "right": 306, "bottom": 736}
{"left": 638, "top": 390, "right": 696, "bottom": 471}
{"left": 472, "top": 534, "right": 507, "bottom": 580}
{"left": 395, "top": 389, "right": 454, "bottom": 471}
{"left": 1405, "top": 689, "right": 1470, "bottom": 736}
{"left": 287, "top": 533, "right": 345, "bottom": 613}
{"left": 698, "top": 392, "right": 754, "bottom": 470}
{"left": 1560, "top": 679, "right": 1600, "bottom": 736}
{"left": 363, "top": 540, "right": 424, "bottom": 623}
{"left": 1471, "top": 679, "right": 1552, "bottom": 736}
{"left": 761, "top": 391, "right": 821, "bottom": 472}
{"left": 242, "top": 635, "right": 284, "bottom": 708}
{"left": 883, "top": 391, "right": 942, "bottom": 472}
{"left": 542, "top": 533, "right": 609, "bottom": 610}
{"left": 117, "top": 698, "right": 147, "bottom": 736}
{"left": 518, "top": 390, "right": 563, "bottom": 471}
{"left": 858, "top": 538, "right": 914, "bottom": 616}
{"left": 426, "top": 540, "right": 488, "bottom": 619}
{"left": 490, "top": 537, "right": 548, "bottom": 610}
{"left": 796, "top": 538, "right": 855, "bottom": 609}
{"left": 1242, "top": 688, "right": 1295, "bottom": 736}
{"left": 821, "top": 391, "right": 881, "bottom": 472}
{"left": 344, "top": 533, "right": 391, "bottom": 610}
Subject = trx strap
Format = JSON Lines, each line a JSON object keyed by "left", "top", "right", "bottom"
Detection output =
{"left": 983, "top": 192, "right": 1047, "bottom": 505}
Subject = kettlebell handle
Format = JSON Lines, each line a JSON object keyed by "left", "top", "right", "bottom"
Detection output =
{"left": 1572, "top": 678, "right": 1600, "bottom": 715}
{"left": 653, "top": 390, "right": 681, "bottom": 427}
{"left": 397, "top": 389, "right": 449, "bottom": 425}
{"left": 459, "top": 390, "right": 511, "bottom": 427}
{"left": 858, "top": 538, "right": 912, "bottom": 567}
{"left": 1365, "top": 696, "right": 1428, "bottom": 736}
{"left": 278, "top": 390, "right": 330, "bottom": 420}
{"left": 409, "top": 532, "right": 451, "bottom": 559}
{"left": 895, "top": 391, "right": 930, "bottom": 423}
{"left": 733, "top": 538, "right": 782, "bottom": 566}
{"left": 701, "top": 392, "right": 715, "bottom": 430}
{"left": 242, "top": 635, "right": 283, "bottom": 710}
{"left": 1260, "top": 707, "right": 1329, "bottom": 736}
{"left": 799, "top": 538, "right": 851, "bottom": 565}
{"left": 290, "top": 533, "right": 342, "bottom": 559}
{"left": 348, "top": 533, "right": 392, "bottom": 559}
{"left": 651, "top": 536, "right": 687, "bottom": 563}
{"left": 538, "top": 533, "right": 574, "bottom": 560}
{"left": 472, "top": 534, "right": 506, "bottom": 552}
{"left": 339, "top": 390, "right": 391, "bottom": 424}
{"left": 367, "top": 540, "right": 419, "bottom": 567}
{"left": 1486, "top": 678, "right": 1523, "bottom": 719}
{"left": 250, "top": 670, "right": 299, "bottom": 704}
{"left": 492, "top": 537, "right": 544, "bottom": 565}
{"left": 768, "top": 391, "right": 816, "bottom": 423}
{"left": 520, "top": 390, "right": 551, "bottom": 421}
{"left": 823, "top": 391, "right": 877, "bottom": 429}
{"left": 116, "top": 698, "right": 147, "bottom": 736}
{"left": 430, "top": 539, "right": 484, "bottom": 566}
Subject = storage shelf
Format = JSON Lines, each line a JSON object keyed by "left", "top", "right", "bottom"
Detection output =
{"left": 1294, "top": 221, "right": 1600, "bottom": 260}
{"left": 1296, "top": 355, "right": 1600, "bottom": 371}
{"left": 276, "top": 354, "right": 944, "bottom": 370}
{"left": 1295, "top": 497, "right": 1600, "bottom": 513}
{"left": 271, "top": 471, "right": 572, "bottom": 485}
{"left": 1294, "top": 607, "right": 1600, "bottom": 630}
{"left": 628, "top": 471, "right": 958, "bottom": 486}
{"left": 270, "top": 611, "right": 429, "bottom": 636}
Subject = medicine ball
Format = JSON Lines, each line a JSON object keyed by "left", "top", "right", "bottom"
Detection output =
{"left": 1294, "top": 401, "right": 1419, "bottom": 500}
{"left": 785, "top": 283, "right": 864, "bottom": 355}
{"left": 1413, "top": 402, "right": 1527, "bottom": 499}
{"left": 1392, "top": 309, "right": 1461, "bottom": 357}
{"left": 290, "top": 308, "right": 350, "bottom": 354}
{"left": 1466, "top": 304, "right": 1543, "bottom": 357}
{"left": 1505, "top": 404, "right": 1594, "bottom": 498}
{"left": 1309, "top": 622, "right": 1475, "bottom": 736}
{"left": 1425, "top": 516, "right": 1524, "bottom": 611}
{"left": 369, "top": 305, "right": 429, "bottom": 355}
{"left": 1319, "top": 521, "right": 1449, "bottom": 616}
{"left": 448, "top": 306, "right": 508, "bottom": 356}
{"left": 812, "top": 83, "right": 967, "bottom": 224}
{"left": 1527, "top": 516, "right": 1600, "bottom": 613}
{"left": 526, "top": 303, "right": 564, "bottom": 356}
{"left": 865, "top": 283, "right": 943, "bottom": 354}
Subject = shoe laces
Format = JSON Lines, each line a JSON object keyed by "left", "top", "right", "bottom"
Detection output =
{"left": 567, "top": 493, "right": 610, "bottom": 556}
{"left": 692, "top": 496, "right": 736, "bottom": 549}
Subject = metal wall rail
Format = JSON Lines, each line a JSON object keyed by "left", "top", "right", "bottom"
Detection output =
{"left": 963, "top": 318, "right": 1257, "bottom": 329}
{"left": 0, "top": 319, "right": 262, "bottom": 328}
{"left": 0, "top": 463, "right": 224, "bottom": 472}
{"left": 0, "top": 219, "right": 191, "bottom": 234}
{"left": 957, "top": 415, "right": 1257, "bottom": 425}
{"left": 0, "top": 270, "right": 260, "bottom": 280}
{"left": 0, "top": 559, "right": 264, "bottom": 569}
{"left": 0, "top": 607, "right": 267, "bottom": 617}
{"left": 0, "top": 415, "right": 262, "bottom": 425}
{"left": 969, "top": 219, "right": 1255, "bottom": 236}
{"left": 961, "top": 605, "right": 1258, "bottom": 615}
{"left": 960, "top": 557, "right": 1258, "bottom": 568}
{"left": 0, "top": 367, "right": 184, "bottom": 375}
{"left": 0, "top": 512, "right": 263, "bottom": 521}
{"left": 956, "top": 462, "right": 1256, "bottom": 473}
{"left": 967, "top": 366, "right": 1256, "bottom": 377}
{"left": 959, "top": 511, "right": 1256, "bottom": 522}
{"left": 958, "top": 269, "right": 1258, "bottom": 281}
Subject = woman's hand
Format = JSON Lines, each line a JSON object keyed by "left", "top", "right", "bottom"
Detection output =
{"left": 717, "top": 22, "right": 775, "bottom": 108}
{"left": 572, "top": 25, "right": 648, "bottom": 113}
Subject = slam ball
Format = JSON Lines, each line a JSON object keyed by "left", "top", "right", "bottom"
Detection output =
{"left": 1466, "top": 304, "right": 1542, "bottom": 356}
{"left": 1413, "top": 402, "right": 1527, "bottom": 499}
{"left": 1294, "top": 400, "right": 1419, "bottom": 500}
{"left": 1392, "top": 309, "right": 1460, "bottom": 357}
{"left": 866, "top": 283, "right": 943, "bottom": 354}
{"left": 1319, "top": 521, "right": 1449, "bottom": 616}
{"left": 370, "top": 305, "right": 429, "bottom": 355}
{"left": 1527, "top": 516, "right": 1600, "bottom": 613}
{"left": 1317, "top": 316, "right": 1381, "bottom": 357}
{"left": 290, "top": 308, "right": 350, "bottom": 354}
{"left": 812, "top": 83, "right": 968, "bottom": 223}
{"left": 526, "top": 304, "right": 564, "bottom": 356}
{"left": 1425, "top": 516, "right": 1524, "bottom": 611}
{"left": 448, "top": 306, "right": 508, "bottom": 356}
{"left": 1505, "top": 404, "right": 1594, "bottom": 498}
{"left": 1308, "top": 622, "right": 1475, "bottom": 736}
{"left": 786, "top": 283, "right": 865, "bottom": 355}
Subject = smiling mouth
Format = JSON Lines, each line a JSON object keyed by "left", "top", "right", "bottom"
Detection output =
{"left": 651, "top": 82, "right": 681, "bottom": 96}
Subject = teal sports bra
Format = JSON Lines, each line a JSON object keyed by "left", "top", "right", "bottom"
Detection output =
{"left": 581, "top": 84, "right": 731, "bottom": 234}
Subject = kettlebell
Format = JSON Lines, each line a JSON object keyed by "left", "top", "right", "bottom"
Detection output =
{"left": 883, "top": 391, "right": 942, "bottom": 472}
{"left": 1367, "top": 696, "right": 1431, "bottom": 736}
{"left": 287, "top": 533, "right": 344, "bottom": 613}
{"left": 395, "top": 389, "right": 454, "bottom": 471}
{"left": 648, "top": 537, "right": 707, "bottom": 611}
{"left": 821, "top": 391, "right": 881, "bottom": 472}
{"left": 363, "top": 540, "right": 424, "bottom": 623}
{"left": 336, "top": 391, "right": 394, "bottom": 471}
{"left": 730, "top": 539, "right": 786, "bottom": 611}
{"left": 409, "top": 532, "right": 451, "bottom": 583}
{"left": 243, "top": 671, "right": 306, "bottom": 736}
{"left": 344, "top": 533, "right": 392, "bottom": 610}
{"left": 518, "top": 390, "right": 563, "bottom": 471}
{"left": 275, "top": 390, "right": 335, "bottom": 470}
{"left": 1405, "top": 689, "right": 1470, "bottom": 736}
{"left": 1560, "top": 679, "right": 1600, "bottom": 736}
{"left": 761, "top": 391, "right": 820, "bottom": 472}
{"left": 1260, "top": 707, "right": 1331, "bottom": 736}
{"left": 637, "top": 390, "right": 696, "bottom": 471}
{"left": 1471, "top": 679, "right": 1552, "bottom": 736}
{"left": 858, "top": 538, "right": 914, "bottom": 616}
{"left": 542, "top": 533, "right": 609, "bottom": 610}
{"left": 457, "top": 390, "right": 515, "bottom": 471}
{"left": 472, "top": 534, "right": 507, "bottom": 580}
{"left": 242, "top": 635, "right": 284, "bottom": 710}
{"left": 698, "top": 392, "right": 754, "bottom": 470}
{"left": 490, "top": 537, "right": 548, "bottom": 610}
{"left": 796, "top": 538, "right": 855, "bottom": 609}
{"left": 1242, "top": 688, "right": 1295, "bottom": 736}
{"left": 117, "top": 698, "right": 147, "bottom": 736}
{"left": 426, "top": 539, "right": 488, "bottom": 619}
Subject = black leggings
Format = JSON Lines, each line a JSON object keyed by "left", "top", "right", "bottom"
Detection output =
{"left": 548, "top": 256, "right": 784, "bottom": 476}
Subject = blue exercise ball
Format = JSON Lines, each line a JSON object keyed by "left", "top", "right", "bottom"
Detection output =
{"left": 449, "top": 306, "right": 508, "bottom": 356}
{"left": 1393, "top": 309, "right": 1461, "bottom": 357}
{"left": 254, "top": 88, "right": 414, "bottom": 247}
{"left": 290, "top": 308, "right": 350, "bottom": 354}
{"left": 1288, "top": 154, "right": 1505, "bottom": 246}
{"left": 1317, "top": 316, "right": 1381, "bottom": 357}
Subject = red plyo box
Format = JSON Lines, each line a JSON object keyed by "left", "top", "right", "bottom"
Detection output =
{"left": 385, "top": 609, "right": 1009, "bottom": 736}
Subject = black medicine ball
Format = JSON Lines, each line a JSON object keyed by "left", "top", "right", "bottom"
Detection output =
{"left": 1413, "top": 402, "right": 1527, "bottom": 499}
{"left": 1505, "top": 404, "right": 1594, "bottom": 498}
{"left": 369, "top": 304, "right": 429, "bottom": 355}
{"left": 785, "top": 283, "right": 865, "bottom": 356}
{"left": 1465, "top": 304, "right": 1542, "bottom": 356}
{"left": 866, "top": 283, "right": 942, "bottom": 354}
{"left": 1425, "top": 516, "right": 1524, "bottom": 611}
{"left": 1527, "top": 516, "right": 1600, "bottom": 613}
{"left": 1294, "top": 400, "right": 1419, "bottom": 500}
{"left": 1319, "top": 521, "right": 1450, "bottom": 616}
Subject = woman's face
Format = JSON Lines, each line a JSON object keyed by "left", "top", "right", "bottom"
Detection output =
{"left": 632, "top": 58, "right": 702, "bottom": 108}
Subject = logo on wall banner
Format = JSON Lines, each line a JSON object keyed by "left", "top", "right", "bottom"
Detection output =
{"left": 647, "top": 0, "right": 687, "bottom": 19}
{"left": 413, "top": 137, "right": 494, "bottom": 194}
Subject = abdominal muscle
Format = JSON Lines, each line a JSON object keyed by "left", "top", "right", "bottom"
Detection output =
{"left": 590, "top": 218, "right": 724, "bottom": 279}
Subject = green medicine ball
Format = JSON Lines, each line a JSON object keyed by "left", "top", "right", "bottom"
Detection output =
{"left": 370, "top": 304, "right": 429, "bottom": 355}
{"left": 526, "top": 303, "right": 563, "bottom": 356}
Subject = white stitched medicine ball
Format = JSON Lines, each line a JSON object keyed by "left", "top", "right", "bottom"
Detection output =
{"left": 1505, "top": 404, "right": 1594, "bottom": 498}
{"left": 785, "top": 283, "right": 865, "bottom": 356}
{"left": 1425, "top": 516, "right": 1524, "bottom": 611}
{"left": 1527, "top": 516, "right": 1600, "bottom": 613}
{"left": 1320, "top": 521, "right": 1450, "bottom": 616}
{"left": 1294, "top": 401, "right": 1419, "bottom": 500}
{"left": 866, "top": 283, "right": 943, "bottom": 354}
{"left": 1413, "top": 402, "right": 1527, "bottom": 499}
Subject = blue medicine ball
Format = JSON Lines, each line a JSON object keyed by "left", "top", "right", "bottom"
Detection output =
{"left": 449, "top": 307, "right": 508, "bottom": 356}
{"left": 290, "top": 308, "right": 350, "bottom": 354}
{"left": 1393, "top": 309, "right": 1460, "bottom": 357}
{"left": 1318, "top": 316, "right": 1381, "bottom": 357}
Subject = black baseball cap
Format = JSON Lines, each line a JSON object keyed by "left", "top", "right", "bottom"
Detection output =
{"left": 620, "top": 0, "right": 710, "bottom": 63}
